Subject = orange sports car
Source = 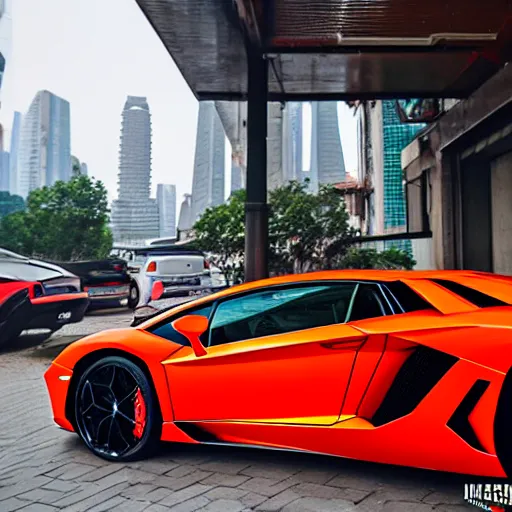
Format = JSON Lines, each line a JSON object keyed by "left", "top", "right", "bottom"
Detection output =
{"left": 45, "top": 270, "right": 512, "bottom": 478}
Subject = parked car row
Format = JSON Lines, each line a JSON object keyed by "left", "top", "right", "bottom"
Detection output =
{"left": 0, "top": 244, "right": 230, "bottom": 349}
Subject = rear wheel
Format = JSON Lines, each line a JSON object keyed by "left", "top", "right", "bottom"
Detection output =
{"left": 128, "top": 283, "right": 139, "bottom": 310}
{"left": 74, "top": 356, "right": 160, "bottom": 461}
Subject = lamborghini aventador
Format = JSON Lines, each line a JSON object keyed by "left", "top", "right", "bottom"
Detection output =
{"left": 45, "top": 270, "right": 512, "bottom": 477}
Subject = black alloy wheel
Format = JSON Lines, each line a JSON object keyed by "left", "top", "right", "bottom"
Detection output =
{"left": 74, "top": 356, "right": 160, "bottom": 461}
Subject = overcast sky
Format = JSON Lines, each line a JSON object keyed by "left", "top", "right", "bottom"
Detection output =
{"left": 0, "top": 0, "right": 357, "bottom": 207}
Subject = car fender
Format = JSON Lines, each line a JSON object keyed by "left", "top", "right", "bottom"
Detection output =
{"left": 53, "top": 328, "right": 183, "bottom": 422}
{"left": 352, "top": 309, "right": 512, "bottom": 374}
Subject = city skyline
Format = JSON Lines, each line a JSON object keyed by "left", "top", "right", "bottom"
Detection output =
{"left": 0, "top": 0, "right": 357, "bottom": 212}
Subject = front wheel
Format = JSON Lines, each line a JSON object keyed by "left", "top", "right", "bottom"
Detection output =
{"left": 74, "top": 356, "right": 161, "bottom": 461}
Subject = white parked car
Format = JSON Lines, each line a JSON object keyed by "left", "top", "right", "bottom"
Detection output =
{"left": 124, "top": 246, "right": 227, "bottom": 309}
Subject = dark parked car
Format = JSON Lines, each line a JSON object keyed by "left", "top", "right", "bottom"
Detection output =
{"left": 56, "top": 258, "right": 132, "bottom": 309}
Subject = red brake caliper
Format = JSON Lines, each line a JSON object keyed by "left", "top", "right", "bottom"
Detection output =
{"left": 133, "top": 388, "right": 147, "bottom": 439}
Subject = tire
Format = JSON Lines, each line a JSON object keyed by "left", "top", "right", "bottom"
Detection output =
{"left": 128, "top": 283, "right": 139, "bottom": 310}
{"left": 74, "top": 356, "right": 161, "bottom": 462}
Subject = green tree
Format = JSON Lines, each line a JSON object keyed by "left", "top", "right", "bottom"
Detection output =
{"left": 192, "top": 189, "right": 246, "bottom": 283}
{"left": 0, "top": 191, "right": 25, "bottom": 219}
{"left": 341, "top": 247, "right": 416, "bottom": 270}
{"left": 193, "top": 181, "right": 416, "bottom": 276}
{"left": 0, "top": 175, "right": 113, "bottom": 261}
{"left": 194, "top": 182, "right": 356, "bottom": 276}
{"left": 268, "top": 181, "right": 356, "bottom": 273}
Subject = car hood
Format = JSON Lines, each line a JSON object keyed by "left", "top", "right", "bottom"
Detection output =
{"left": 0, "top": 248, "right": 78, "bottom": 280}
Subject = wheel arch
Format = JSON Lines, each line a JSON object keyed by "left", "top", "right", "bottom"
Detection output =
{"left": 65, "top": 348, "right": 164, "bottom": 429}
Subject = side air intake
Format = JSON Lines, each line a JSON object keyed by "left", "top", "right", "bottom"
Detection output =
{"left": 447, "top": 380, "right": 490, "bottom": 452}
{"left": 372, "top": 346, "right": 458, "bottom": 427}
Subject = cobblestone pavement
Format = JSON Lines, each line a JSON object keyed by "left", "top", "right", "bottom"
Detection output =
{"left": 0, "top": 313, "right": 477, "bottom": 511}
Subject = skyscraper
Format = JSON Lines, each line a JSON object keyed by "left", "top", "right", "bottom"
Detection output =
{"left": 190, "top": 102, "right": 225, "bottom": 222}
{"left": 282, "top": 102, "right": 303, "bottom": 182}
{"left": 16, "top": 90, "right": 71, "bottom": 198}
{"left": 309, "top": 102, "right": 346, "bottom": 193}
{"left": 157, "top": 183, "right": 176, "bottom": 238}
{"left": 111, "top": 96, "right": 159, "bottom": 244}
{"left": 364, "top": 100, "right": 424, "bottom": 236}
{"left": 9, "top": 111, "right": 20, "bottom": 195}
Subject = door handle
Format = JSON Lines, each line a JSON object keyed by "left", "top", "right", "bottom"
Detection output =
{"left": 320, "top": 340, "right": 364, "bottom": 350}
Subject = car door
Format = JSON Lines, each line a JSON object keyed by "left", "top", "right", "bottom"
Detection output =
{"left": 163, "top": 282, "right": 370, "bottom": 425}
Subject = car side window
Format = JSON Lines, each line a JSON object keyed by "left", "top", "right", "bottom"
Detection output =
{"left": 383, "top": 281, "right": 434, "bottom": 313}
{"left": 147, "top": 305, "right": 213, "bottom": 346}
{"left": 208, "top": 283, "right": 358, "bottom": 347}
{"left": 347, "top": 284, "right": 387, "bottom": 322}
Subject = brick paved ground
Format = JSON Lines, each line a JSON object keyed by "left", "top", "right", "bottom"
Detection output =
{"left": 0, "top": 312, "right": 476, "bottom": 511}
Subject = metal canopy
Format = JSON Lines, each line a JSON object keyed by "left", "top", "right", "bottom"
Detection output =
{"left": 136, "top": 0, "right": 512, "bottom": 101}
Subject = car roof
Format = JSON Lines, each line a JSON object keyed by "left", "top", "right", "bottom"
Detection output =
{"left": 138, "top": 269, "right": 512, "bottom": 330}
{"left": 215, "top": 269, "right": 507, "bottom": 292}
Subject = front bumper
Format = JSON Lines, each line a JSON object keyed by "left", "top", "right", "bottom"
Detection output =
{"left": 44, "top": 362, "right": 74, "bottom": 432}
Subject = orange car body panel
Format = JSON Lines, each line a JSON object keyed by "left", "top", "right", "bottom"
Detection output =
{"left": 162, "top": 323, "right": 366, "bottom": 423}
{"left": 45, "top": 270, "right": 512, "bottom": 477}
{"left": 340, "top": 334, "right": 386, "bottom": 416}
{"left": 181, "top": 360, "right": 505, "bottom": 477}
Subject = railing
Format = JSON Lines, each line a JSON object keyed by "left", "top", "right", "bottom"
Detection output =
{"left": 349, "top": 231, "right": 435, "bottom": 270}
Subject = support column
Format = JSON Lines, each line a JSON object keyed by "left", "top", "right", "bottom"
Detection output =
{"left": 244, "top": 48, "right": 268, "bottom": 282}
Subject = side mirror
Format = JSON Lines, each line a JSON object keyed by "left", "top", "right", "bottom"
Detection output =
{"left": 172, "top": 315, "right": 208, "bottom": 357}
{"left": 151, "top": 280, "right": 164, "bottom": 301}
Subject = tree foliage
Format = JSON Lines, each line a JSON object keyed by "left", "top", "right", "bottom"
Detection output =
{"left": 268, "top": 181, "right": 356, "bottom": 274}
{"left": 193, "top": 181, "right": 414, "bottom": 278}
{"left": 192, "top": 189, "right": 246, "bottom": 283}
{"left": 0, "top": 191, "right": 25, "bottom": 219}
{"left": 0, "top": 175, "right": 113, "bottom": 261}
{"left": 341, "top": 247, "right": 416, "bottom": 270}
